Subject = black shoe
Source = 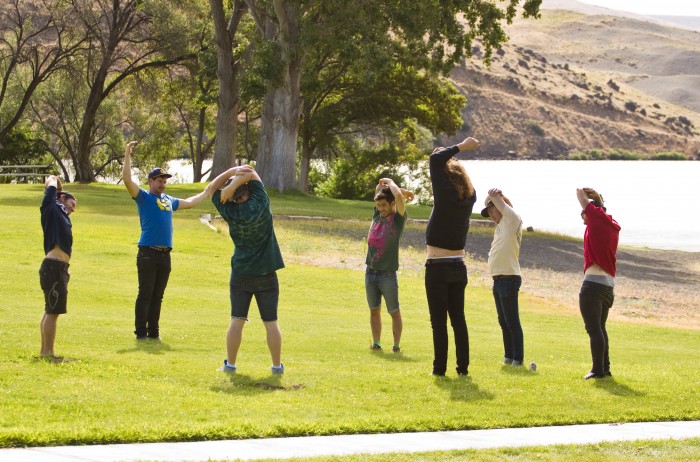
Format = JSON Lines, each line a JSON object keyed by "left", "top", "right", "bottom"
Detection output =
{"left": 604, "top": 371, "right": 612, "bottom": 377}
{"left": 136, "top": 336, "right": 148, "bottom": 340}
{"left": 584, "top": 371, "right": 605, "bottom": 380}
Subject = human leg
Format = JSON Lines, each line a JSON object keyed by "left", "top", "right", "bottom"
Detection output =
{"left": 135, "top": 249, "right": 157, "bottom": 338}
{"left": 493, "top": 277, "right": 524, "bottom": 363}
{"left": 579, "top": 281, "right": 611, "bottom": 376}
{"left": 445, "top": 263, "right": 469, "bottom": 375}
{"left": 226, "top": 318, "right": 246, "bottom": 365}
{"left": 146, "top": 252, "right": 171, "bottom": 338}
{"left": 369, "top": 308, "right": 382, "bottom": 345}
{"left": 390, "top": 310, "right": 402, "bottom": 349}
{"left": 365, "top": 269, "right": 383, "bottom": 346}
{"left": 39, "top": 259, "right": 68, "bottom": 356}
{"left": 425, "top": 264, "right": 450, "bottom": 375}
{"left": 40, "top": 313, "right": 59, "bottom": 356}
{"left": 263, "top": 321, "right": 282, "bottom": 367}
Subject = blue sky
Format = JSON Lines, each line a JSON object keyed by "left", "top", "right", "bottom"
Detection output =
{"left": 578, "top": 0, "right": 700, "bottom": 16}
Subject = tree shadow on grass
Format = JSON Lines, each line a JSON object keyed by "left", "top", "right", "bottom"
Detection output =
{"left": 116, "top": 339, "right": 172, "bottom": 355}
{"left": 593, "top": 377, "right": 645, "bottom": 397}
{"left": 434, "top": 376, "right": 495, "bottom": 402}
{"left": 210, "top": 374, "right": 305, "bottom": 395}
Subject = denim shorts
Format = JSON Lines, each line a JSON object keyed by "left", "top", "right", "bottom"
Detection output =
{"left": 230, "top": 272, "right": 279, "bottom": 321}
{"left": 39, "top": 258, "right": 70, "bottom": 314}
{"left": 365, "top": 267, "right": 400, "bottom": 313}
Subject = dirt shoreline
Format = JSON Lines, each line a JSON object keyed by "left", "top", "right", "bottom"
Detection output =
{"left": 271, "top": 215, "right": 700, "bottom": 330}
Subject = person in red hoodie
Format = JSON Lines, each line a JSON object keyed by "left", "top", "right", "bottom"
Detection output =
{"left": 576, "top": 187, "right": 621, "bottom": 380}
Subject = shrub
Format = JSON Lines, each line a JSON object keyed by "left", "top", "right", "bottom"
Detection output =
{"left": 526, "top": 121, "right": 545, "bottom": 136}
{"left": 624, "top": 101, "right": 638, "bottom": 111}
{"left": 652, "top": 152, "right": 689, "bottom": 160}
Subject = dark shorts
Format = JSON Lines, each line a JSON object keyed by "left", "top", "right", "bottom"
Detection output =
{"left": 39, "top": 258, "right": 70, "bottom": 314}
{"left": 230, "top": 272, "right": 279, "bottom": 322}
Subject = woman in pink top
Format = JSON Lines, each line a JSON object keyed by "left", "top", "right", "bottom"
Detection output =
{"left": 576, "top": 187, "right": 621, "bottom": 380}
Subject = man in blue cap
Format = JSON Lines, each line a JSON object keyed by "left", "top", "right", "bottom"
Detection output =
{"left": 122, "top": 141, "right": 208, "bottom": 340}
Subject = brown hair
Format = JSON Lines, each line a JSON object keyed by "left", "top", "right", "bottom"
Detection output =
{"left": 445, "top": 158, "right": 474, "bottom": 200}
{"left": 374, "top": 186, "right": 395, "bottom": 203}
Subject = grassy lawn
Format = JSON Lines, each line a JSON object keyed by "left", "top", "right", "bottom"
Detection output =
{"left": 0, "top": 183, "right": 698, "bottom": 449}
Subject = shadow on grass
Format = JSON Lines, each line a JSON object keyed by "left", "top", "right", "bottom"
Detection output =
{"left": 116, "top": 339, "right": 172, "bottom": 355}
{"left": 593, "top": 377, "right": 645, "bottom": 397}
{"left": 434, "top": 376, "right": 495, "bottom": 402}
{"left": 210, "top": 374, "right": 305, "bottom": 395}
{"left": 500, "top": 364, "right": 539, "bottom": 377}
{"left": 369, "top": 350, "right": 420, "bottom": 363}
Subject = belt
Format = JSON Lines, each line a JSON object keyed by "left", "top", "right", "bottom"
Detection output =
{"left": 426, "top": 257, "right": 464, "bottom": 265}
{"left": 493, "top": 275, "right": 518, "bottom": 280}
{"left": 140, "top": 246, "right": 171, "bottom": 252}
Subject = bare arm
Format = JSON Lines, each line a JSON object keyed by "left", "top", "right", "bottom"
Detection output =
{"left": 122, "top": 141, "right": 140, "bottom": 198}
{"left": 379, "top": 178, "right": 406, "bottom": 216}
{"left": 205, "top": 165, "right": 257, "bottom": 203}
{"left": 177, "top": 190, "right": 209, "bottom": 210}
{"left": 576, "top": 188, "right": 590, "bottom": 209}
{"left": 487, "top": 188, "right": 507, "bottom": 213}
{"left": 457, "top": 136, "right": 480, "bottom": 152}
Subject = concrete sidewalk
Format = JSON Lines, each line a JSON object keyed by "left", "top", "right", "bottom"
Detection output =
{"left": 2, "top": 421, "right": 699, "bottom": 462}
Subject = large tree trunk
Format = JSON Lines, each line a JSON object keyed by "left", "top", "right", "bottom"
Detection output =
{"left": 208, "top": 0, "right": 244, "bottom": 180}
{"left": 255, "top": 0, "right": 302, "bottom": 192}
{"left": 74, "top": 69, "right": 108, "bottom": 183}
{"left": 298, "top": 120, "right": 314, "bottom": 192}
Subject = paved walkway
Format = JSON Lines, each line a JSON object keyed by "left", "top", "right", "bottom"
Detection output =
{"left": 2, "top": 421, "right": 699, "bottom": 462}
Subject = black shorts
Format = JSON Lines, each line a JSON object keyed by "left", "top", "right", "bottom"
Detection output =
{"left": 39, "top": 258, "right": 70, "bottom": 314}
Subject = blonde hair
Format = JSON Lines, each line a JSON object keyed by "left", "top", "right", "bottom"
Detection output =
{"left": 445, "top": 158, "right": 474, "bottom": 200}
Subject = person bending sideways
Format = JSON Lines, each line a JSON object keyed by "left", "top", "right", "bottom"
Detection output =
{"left": 365, "top": 178, "right": 414, "bottom": 353}
{"left": 206, "top": 165, "right": 285, "bottom": 375}
{"left": 576, "top": 187, "right": 620, "bottom": 380}
{"left": 39, "top": 175, "right": 76, "bottom": 361}
{"left": 424, "top": 136, "right": 479, "bottom": 376}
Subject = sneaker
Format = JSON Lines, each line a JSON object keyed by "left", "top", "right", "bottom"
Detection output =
{"left": 369, "top": 343, "right": 382, "bottom": 350}
{"left": 271, "top": 363, "right": 285, "bottom": 375}
{"left": 512, "top": 360, "right": 523, "bottom": 367}
{"left": 218, "top": 360, "right": 237, "bottom": 373}
{"left": 503, "top": 357, "right": 513, "bottom": 365}
{"left": 392, "top": 345, "right": 401, "bottom": 353}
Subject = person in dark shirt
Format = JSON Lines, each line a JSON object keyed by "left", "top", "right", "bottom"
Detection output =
{"left": 39, "top": 175, "right": 76, "bottom": 361}
{"left": 365, "top": 178, "right": 414, "bottom": 353}
{"left": 424, "top": 136, "right": 480, "bottom": 376}
{"left": 205, "top": 165, "right": 285, "bottom": 375}
{"left": 576, "top": 187, "right": 621, "bottom": 380}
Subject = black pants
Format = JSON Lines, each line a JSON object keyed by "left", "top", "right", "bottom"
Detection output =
{"left": 579, "top": 280, "right": 615, "bottom": 375}
{"left": 425, "top": 261, "right": 469, "bottom": 375}
{"left": 135, "top": 247, "right": 171, "bottom": 338}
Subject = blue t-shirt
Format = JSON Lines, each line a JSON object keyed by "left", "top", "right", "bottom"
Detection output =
{"left": 134, "top": 189, "right": 180, "bottom": 248}
{"left": 40, "top": 186, "right": 73, "bottom": 256}
{"left": 212, "top": 180, "right": 284, "bottom": 277}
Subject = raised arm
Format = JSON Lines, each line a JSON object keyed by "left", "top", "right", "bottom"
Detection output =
{"left": 122, "top": 141, "right": 140, "bottom": 198}
{"left": 486, "top": 188, "right": 507, "bottom": 213}
{"left": 576, "top": 188, "right": 590, "bottom": 209}
{"left": 379, "top": 178, "right": 406, "bottom": 216}
{"left": 206, "top": 165, "right": 259, "bottom": 203}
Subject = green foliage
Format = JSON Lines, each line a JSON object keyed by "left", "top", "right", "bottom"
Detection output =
{"left": 651, "top": 152, "right": 689, "bottom": 160}
{"left": 526, "top": 121, "right": 545, "bottom": 137}
{"left": 0, "top": 126, "right": 50, "bottom": 166}
{"left": 569, "top": 149, "right": 642, "bottom": 160}
{"left": 624, "top": 101, "right": 638, "bottom": 112}
{"left": 606, "top": 149, "right": 642, "bottom": 160}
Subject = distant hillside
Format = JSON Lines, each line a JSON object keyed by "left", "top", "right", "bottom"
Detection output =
{"left": 444, "top": 4, "right": 700, "bottom": 159}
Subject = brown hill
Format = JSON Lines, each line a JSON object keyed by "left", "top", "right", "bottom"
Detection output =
{"left": 444, "top": 6, "right": 700, "bottom": 159}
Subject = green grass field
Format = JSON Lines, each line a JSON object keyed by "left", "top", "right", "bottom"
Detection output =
{"left": 0, "top": 183, "right": 698, "bottom": 450}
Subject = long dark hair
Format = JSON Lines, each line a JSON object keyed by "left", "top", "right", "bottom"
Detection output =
{"left": 445, "top": 158, "right": 474, "bottom": 200}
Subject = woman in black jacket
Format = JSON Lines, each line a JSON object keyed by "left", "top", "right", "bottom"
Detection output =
{"left": 425, "top": 137, "right": 480, "bottom": 376}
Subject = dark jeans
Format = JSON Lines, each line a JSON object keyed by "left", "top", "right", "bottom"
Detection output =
{"left": 493, "top": 276, "right": 524, "bottom": 362}
{"left": 579, "top": 280, "right": 615, "bottom": 375}
{"left": 425, "top": 261, "right": 469, "bottom": 375}
{"left": 135, "top": 247, "right": 171, "bottom": 338}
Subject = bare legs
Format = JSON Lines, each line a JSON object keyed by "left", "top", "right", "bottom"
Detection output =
{"left": 369, "top": 307, "right": 402, "bottom": 347}
{"left": 40, "top": 313, "right": 59, "bottom": 357}
{"left": 225, "top": 318, "right": 282, "bottom": 368}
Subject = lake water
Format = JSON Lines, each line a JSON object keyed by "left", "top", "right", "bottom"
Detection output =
{"left": 462, "top": 160, "right": 700, "bottom": 252}
{"left": 167, "top": 159, "right": 699, "bottom": 252}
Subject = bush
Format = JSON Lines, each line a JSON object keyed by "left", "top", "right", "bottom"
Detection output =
{"left": 624, "top": 101, "right": 638, "bottom": 112}
{"left": 607, "top": 150, "right": 642, "bottom": 160}
{"left": 526, "top": 121, "right": 545, "bottom": 137}
{"left": 652, "top": 152, "right": 689, "bottom": 160}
